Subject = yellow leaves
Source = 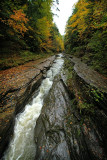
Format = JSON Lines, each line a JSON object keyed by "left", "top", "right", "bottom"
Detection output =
{"left": 36, "top": 18, "right": 64, "bottom": 52}
{"left": 36, "top": 17, "right": 53, "bottom": 51}
{"left": 55, "top": 35, "right": 64, "bottom": 52}
{"left": 68, "top": 0, "right": 89, "bottom": 36}
{"left": 37, "top": 17, "right": 51, "bottom": 40}
{"left": 29, "top": 35, "right": 33, "bottom": 39}
{"left": 28, "top": 25, "right": 33, "bottom": 31}
{"left": 22, "top": 4, "right": 28, "bottom": 11}
{"left": 91, "top": 1, "right": 107, "bottom": 30}
{"left": 101, "top": 22, "right": 107, "bottom": 29}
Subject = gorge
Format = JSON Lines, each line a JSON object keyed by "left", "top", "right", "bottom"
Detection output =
{"left": 0, "top": 54, "right": 107, "bottom": 160}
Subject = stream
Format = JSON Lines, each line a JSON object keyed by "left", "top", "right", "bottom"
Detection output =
{"left": 3, "top": 54, "right": 64, "bottom": 160}
{"left": 2, "top": 54, "right": 107, "bottom": 160}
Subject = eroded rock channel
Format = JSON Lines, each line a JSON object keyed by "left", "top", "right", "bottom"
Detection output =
{"left": 2, "top": 54, "right": 64, "bottom": 160}
{"left": 1, "top": 54, "right": 107, "bottom": 160}
{"left": 34, "top": 56, "right": 107, "bottom": 160}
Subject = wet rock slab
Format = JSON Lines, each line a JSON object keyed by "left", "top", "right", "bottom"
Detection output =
{"left": 34, "top": 75, "right": 71, "bottom": 160}
{"left": 70, "top": 57, "right": 107, "bottom": 93}
{"left": 34, "top": 69, "right": 107, "bottom": 160}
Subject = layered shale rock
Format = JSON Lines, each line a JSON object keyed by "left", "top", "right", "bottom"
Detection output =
{"left": 34, "top": 55, "right": 107, "bottom": 160}
{"left": 0, "top": 56, "right": 55, "bottom": 158}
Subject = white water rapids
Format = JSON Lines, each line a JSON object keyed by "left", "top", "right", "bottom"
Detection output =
{"left": 3, "top": 54, "right": 64, "bottom": 160}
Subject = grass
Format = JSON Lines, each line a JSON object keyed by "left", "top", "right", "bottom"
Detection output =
{"left": 0, "top": 50, "right": 54, "bottom": 70}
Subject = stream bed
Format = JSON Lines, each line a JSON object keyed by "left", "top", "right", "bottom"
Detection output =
{"left": 3, "top": 54, "right": 64, "bottom": 160}
{"left": 2, "top": 54, "right": 107, "bottom": 160}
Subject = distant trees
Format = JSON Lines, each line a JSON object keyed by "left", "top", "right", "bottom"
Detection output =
{"left": 0, "top": 0, "right": 64, "bottom": 54}
{"left": 51, "top": 23, "right": 64, "bottom": 52}
{"left": 65, "top": 0, "right": 107, "bottom": 75}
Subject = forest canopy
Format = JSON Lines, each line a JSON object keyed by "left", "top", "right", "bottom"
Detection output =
{"left": 0, "top": 0, "right": 64, "bottom": 55}
{"left": 64, "top": 0, "right": 107, "bottom": 75}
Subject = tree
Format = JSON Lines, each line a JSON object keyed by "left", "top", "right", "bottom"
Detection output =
{"left": 8, "top": 9, "right": 28, "bottom": 36}
{"left": 0, "top": 0, "right": 64, "bottom": 54}
{"left": 65, "top": 0, "right": 107, "bottom": 75}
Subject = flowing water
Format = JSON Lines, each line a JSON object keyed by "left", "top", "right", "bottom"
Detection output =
{"left": 3, "top": 54, "right": 64, "bottom": 160}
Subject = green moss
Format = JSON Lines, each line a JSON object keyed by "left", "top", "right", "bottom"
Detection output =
{"left": 79, "top": 102, "right": 94, "bottom": 114}
{"left": 63, "top": 56, "right": 106, "bottom": 127}
{"left": 90, "top": 88, "right": 104, "bottom": 102}
{"left": 64, "top": 58, "right": 74, "bottom": 86}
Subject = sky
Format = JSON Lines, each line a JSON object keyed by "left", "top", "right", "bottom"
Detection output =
{"left": 52, "top": 0, "right": 78, "bottom": 35}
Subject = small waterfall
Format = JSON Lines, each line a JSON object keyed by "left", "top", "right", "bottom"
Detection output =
{"left": 3, "top": 54, "right": 64, "bottom": 160}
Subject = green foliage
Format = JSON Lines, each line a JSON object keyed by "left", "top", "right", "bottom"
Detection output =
{"left": 79, "top": 102, "right": 94, "bottom": 114}
{"left": 90, "top": 88, "right": 104, "bottom": 102}
{"left": 0, "top": 0, "right": 64, "bottom": 62}
{"left": 50, "top": 23, "right": 64, "bottom": 52}
{"left": 65, "top": 0, "right": 107, "bottom": 75}
{"left": 0, "top": 51, "right": 54, "bottom": 70}
{"left": 63, "top": 58, "right": 75, "bottom": 94}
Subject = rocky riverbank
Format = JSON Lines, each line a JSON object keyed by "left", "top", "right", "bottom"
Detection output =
{"left": 0, "top": 56, "right": 55, "bottom": 158}
{"left": 34, "top": 55, "right": 107, "bottom": 160}
{"left": 0, "top": 54, "right": 107, "bottom": 160}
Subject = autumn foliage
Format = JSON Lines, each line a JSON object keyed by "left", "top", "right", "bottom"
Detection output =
{"left": 65, "top": 0, "right": 107, "bottom": 75}
{"left": 8, "top": 9, "right": 28, "bottom": 35}
{"left": 69, "top": 0, "right": 89, "bottom": 36}
{"left": 0, "top": 0, "right": 64, "bottom": 56}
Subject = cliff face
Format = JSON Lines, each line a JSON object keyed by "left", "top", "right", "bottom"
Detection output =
{"left": 0, "top": 56, "right": 55, "bottom": 158}
{"left": 64, "top": 56, "right": 107, "bottom": 160}
{"left": 34, "top": 55, "right": 107, "bottom": 160}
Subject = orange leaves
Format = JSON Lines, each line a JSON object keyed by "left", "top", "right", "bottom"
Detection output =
{"left": 0, "top": 9, "right": 29, "bottom": 36}
{"left": 0, "top": 18, "right": 6, "bottom": 24}
{"left": 70, "top": 122, "right": 73, "bottom": 125}
{"left": 8, "top": 9, "right": 29, "bottom": 35}
{"left": 10, "top": 9, "right": 28, "bottom": 23}
{"left": 39, "top": 146, "right": 50, "bottom": 153}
